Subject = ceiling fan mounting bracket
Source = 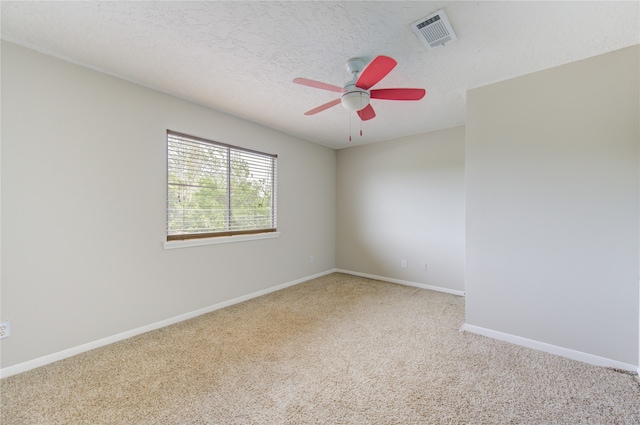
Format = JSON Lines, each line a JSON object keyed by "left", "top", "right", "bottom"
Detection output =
{"left": 344, "top": 57, "right": 366, "bottom": 77}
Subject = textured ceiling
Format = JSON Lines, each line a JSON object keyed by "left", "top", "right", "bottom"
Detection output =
{"left": 2, "top": 1, "right": 639, "bottom": 149}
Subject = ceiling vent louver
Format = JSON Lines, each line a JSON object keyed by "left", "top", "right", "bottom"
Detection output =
{"left": 411, "top": 9, "right": 457, "bottom": 51}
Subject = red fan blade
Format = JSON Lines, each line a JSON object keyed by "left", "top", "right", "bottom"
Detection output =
{"left": 370, "top": 88, "right": 426, "bottom": 101}
{"left": 356, "top": 56, "right": 397, "bottom": 90}
{"left": 304, "top": 98, "right": 342, "bottom": 115}
{"left": 293, "top": 78, "right": 345, "bottom": 93}
{"left": 357, "top": 104, "right": 376, "bottom": 121}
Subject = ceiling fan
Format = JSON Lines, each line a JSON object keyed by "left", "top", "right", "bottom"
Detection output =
{"left": 293, "top": 55, "right": 426, "bottom": 121}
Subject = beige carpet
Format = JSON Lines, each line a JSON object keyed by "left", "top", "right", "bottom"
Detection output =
{"left": 1, "top": 273, "right": 639, "bottom": 424}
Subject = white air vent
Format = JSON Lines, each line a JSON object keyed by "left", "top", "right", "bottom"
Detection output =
{"left": 411, "top": 9, "right": 457, "bottom": 51}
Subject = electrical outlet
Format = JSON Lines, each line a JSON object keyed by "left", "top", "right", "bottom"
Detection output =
{"left": 0, "top": 321, "right": 10, "bottom": 339}
{"left": 421, "top": 262, "right": 428, "bottom": 271}
{"left": 309, "top": 255, "right": 314, "bottom": 263}
{"left": 401, "top": 259, "right": 407, "bottom": 268}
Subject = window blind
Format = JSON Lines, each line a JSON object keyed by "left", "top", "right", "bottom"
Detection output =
{"left": 167, "top": 130, "right": 277, "bottom": 240}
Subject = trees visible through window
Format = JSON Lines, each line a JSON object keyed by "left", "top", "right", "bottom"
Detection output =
{"left": 167, "top": 130, "right": 277, "bottom": 241}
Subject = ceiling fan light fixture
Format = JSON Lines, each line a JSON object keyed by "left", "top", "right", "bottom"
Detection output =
{"left": 341, "top": 90, "right": 370, "bottom": 111}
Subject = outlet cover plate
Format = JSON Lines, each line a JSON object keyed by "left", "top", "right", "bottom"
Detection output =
{"left": 0, "top": 321, "right": 10, "bottom": 339}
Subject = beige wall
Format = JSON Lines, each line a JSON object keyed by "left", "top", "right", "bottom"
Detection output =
{"left": 465, "top": 45, "right": 639, "bottom": 365}
{"left": 0, "top": 41, "right": 336, "bottom": 368}
{"left": 336, "top": 127, "right": 465, "bottom": 292}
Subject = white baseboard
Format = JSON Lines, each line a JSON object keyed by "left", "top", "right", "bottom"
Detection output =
{"left": 460, "top": 323, "right": 639, "bottom": 373}
{"left": 9, "top": 272, "right": 632, "bottom": 378}
{"left": 0, "top": 269, "right": 335, "bottom": 379}
{"left": 335, "top": 269, "right": 465, "bottom": 297}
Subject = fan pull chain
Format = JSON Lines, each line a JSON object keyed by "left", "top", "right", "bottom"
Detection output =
{"left": 347, "top": 112, "right": 364, "bottom": 142}
{"left": 358, "top": 93, "right": 363, "bottom": 137}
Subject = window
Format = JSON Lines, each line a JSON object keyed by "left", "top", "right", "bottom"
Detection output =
{"left": 167, "top": 130, "right": 277, "bottom": 241}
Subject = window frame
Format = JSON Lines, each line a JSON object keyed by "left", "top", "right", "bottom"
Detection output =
{"left": 166, "top": 130, "right": 277, "bottom": 242}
